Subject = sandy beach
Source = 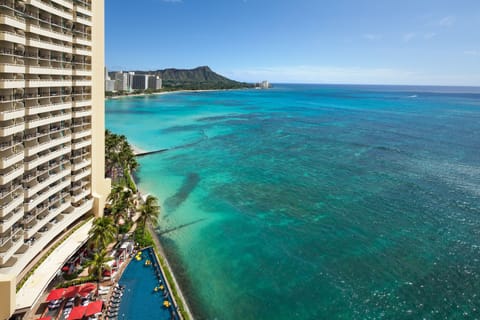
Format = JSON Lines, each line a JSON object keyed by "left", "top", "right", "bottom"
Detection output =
{"left": 108, "top": 88, "right": 245, "bottom": 100}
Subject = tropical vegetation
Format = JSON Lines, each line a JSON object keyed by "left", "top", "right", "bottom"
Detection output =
{"left": 88, "top": 216, "right": 117, "bottom": 250}
{"left": 85, "top": 249, "right": 113, "bottom": 286}
{"left": 105, "top": 129, "right": 138, "bottom": 185}
{"left": 138, "top": 195, "right": 160, "bottom": 235}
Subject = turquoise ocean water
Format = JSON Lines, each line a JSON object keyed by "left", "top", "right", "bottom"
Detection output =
{"left": 106, "top": 84, "right": 480, "bottom": 319}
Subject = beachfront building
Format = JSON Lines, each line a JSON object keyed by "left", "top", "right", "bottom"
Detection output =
{"left": 105, "top": 79, "right": 115, "bottom": 92}
{"left": 0, "top": 0, "right": 110, "bottom": 318}
{"left": 113, "top": 71, "right": 131, "bottom": 92}
{"left": 148, "top": 75, "right": 162, "bottom": 90}
{"left": 131, "top": 74, "right": 149, "bottom": 90}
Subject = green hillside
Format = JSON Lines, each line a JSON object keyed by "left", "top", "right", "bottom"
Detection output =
{"left": 137, "top": 66, "right": 254, "bottom": 90}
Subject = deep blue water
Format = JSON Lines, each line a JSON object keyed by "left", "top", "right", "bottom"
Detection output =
{"left": 107, "top": 84, "right": 480, "bottom": 319}
{"left": 118, "top": 248, "right": 178, "bottom": 319}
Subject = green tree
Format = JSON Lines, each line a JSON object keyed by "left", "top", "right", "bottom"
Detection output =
{"left": 108, "top": 184, "right": 136, "bottom": 220}
{"left": 139, "top": 195, "right": 160, "bottom": 236}
{"left": 85, "top": 249, "right": 113, "bottom": 290}
{"left": 105, "top": 130, "right": 138, "bottom": 184}
{"left": 89, "top": 216, "right": 117, "bottom": 250}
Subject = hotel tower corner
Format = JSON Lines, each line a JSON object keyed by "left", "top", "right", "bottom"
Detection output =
{"left": 0, "top": 0, "right": 110, "bottom": 318}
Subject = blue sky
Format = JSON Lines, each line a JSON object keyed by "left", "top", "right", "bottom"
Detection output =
{"left": 106, "top": 0, "right": 480, "bottom": 85}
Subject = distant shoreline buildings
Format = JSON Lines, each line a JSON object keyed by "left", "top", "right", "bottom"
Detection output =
{"left": 256, "top": 80, "right": 271, "bottom": 89}
{"left": 105, "top": 69, "right": 162, "bottom": 92}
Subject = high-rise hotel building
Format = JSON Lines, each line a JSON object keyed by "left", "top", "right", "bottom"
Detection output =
{"left": 0, "top": 0, "right": 110, "bottom": 318}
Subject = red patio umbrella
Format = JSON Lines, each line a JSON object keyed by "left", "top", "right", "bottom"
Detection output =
{"left": 67, "top": 306, "right": 87, "bottom": 320}
{"left": 85, "top": 301, "right": 103, "bottom": 317}
{"left": 64, "top": 286, "right": 80, "bottom": 299}
{"left": 78, "top": 283, "right": 96, "bottom": 297}
{"left": 45, "top": 288, "right": 65, "bottom": 301}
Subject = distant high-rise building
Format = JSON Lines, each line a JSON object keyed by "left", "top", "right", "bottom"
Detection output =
{"left": 105, "top": 79, "right": 116, "bottom": 92}
{"left": 0, "top": 0, "right": 110, "bottom": 318}
{"left": 114, "top": 71, "right": 131, "bottom": 92}
{"left": 148, "top": 76, "right": 162, "bottom": 90}
{"left": 260, "top": 80, "right": 270, "bottom": 89}
{"left": 131, "top": 74, "right": 149, "bottom": 90}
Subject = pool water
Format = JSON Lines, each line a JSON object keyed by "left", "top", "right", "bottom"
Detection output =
{"left": 118, "top": 248, "right": 179, "bottom": 319}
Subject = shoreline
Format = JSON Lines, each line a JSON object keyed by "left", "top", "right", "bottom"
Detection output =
{"left": 130, "top": 144, "right": 147, "bottom": 155}
{"left": 130, "top": 167, "right": 194, "bottom": 320}
{"left": 108, "top": 88, "right": 250, "bottom": 100}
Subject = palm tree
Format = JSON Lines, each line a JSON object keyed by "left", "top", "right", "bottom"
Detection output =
{"left": 105, "top": 130, "right": 138, "bottom": 182}
{"left": 108, "top": 184, "right": 136, "bottom": 220}
{"left": 139, "top": 195, "right": 160, "bottom": 236}
{"left": 85, "top": 249, "right": 113, "bottom": 291}
{"left": 89, "top": 216, "right": 117, "bottom": 250}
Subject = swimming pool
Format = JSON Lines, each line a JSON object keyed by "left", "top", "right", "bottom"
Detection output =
{"left": 117, "top": 247, "right": 180, "bottom": 319}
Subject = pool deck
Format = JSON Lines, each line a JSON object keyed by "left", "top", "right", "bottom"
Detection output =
{"left": 148, "top": 223, "right": 194, "bottom": 319}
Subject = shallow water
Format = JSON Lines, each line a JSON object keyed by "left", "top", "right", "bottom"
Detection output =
{"left": 107, "top": 85, "right": 480, "bottom": 319}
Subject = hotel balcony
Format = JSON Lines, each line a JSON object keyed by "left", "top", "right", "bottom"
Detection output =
{"left": 71, "top": 129, "right": 90, "bottom": 140}
{"left": 51, "top": 0, "right": 73, "bottom": 9}
{"left": 27, "top": 65, "right": 73, "bottom": 76}
{"left": 26, "top": 79, "right": 73, "bottom": 88}
{"left": 0, "top": 148, "right": 23, "bottom": 169}
{"left": 72, "top": 79, "right": 91, "bottom": 86}
{"left": 72, "top": 98, "right": 91, "bottom": 108}
{"left": 72, "top": 35, "right": 91, "bottom": 47}
{"left": 26, "top": 23, "right": 72, "bottom": 43}
{"left": 71, "top": 158, "right": 90, "bottom": 171}
{"left": 0, "top": 121, "right": 25, "bottom": 137}
{"left": 24, "top": 134, "right": 71, "bottom": 157}
{"left": 13, "top": 199, "right": 91, "bottom": 270}
{"left": 0, "top": 14, "right": 27, "bottom": 30}
{"left": 25, "top": 101, "right": 71, "bottom": 116}
{"left": 0, "top": 30, "right": 26, "bottom": 45}
{"left": 72, "top": 47, "right": 90, "bottom": 56}
{"left": 24, "top": 145, "right": 71, "bottom": 170}
{"left": 71, "top": 167, "right": 90, "bottom": 182}
{"left": 0, "top": 79, "right": 26, "bottom": 89}
{"left": 72, "top": 138, "right": 91, "bottom": 150}
{"left": 0, "top": 102, "right": 25, "bottom": 121}
{"left": 72, "top": 68, "right": 90, "bottom": 77}
{"left": 0, "top": 183, "right": 22, "bottom": 199}
{"left": 71, "top": 120, "right": 91, "bottom": 129}
{"left": 24, "top": 168, "right": 70, "bottom": 198}
{"left": 0, "top": 62, "right": 26, "bottom": 74}
{"left": 74, "top": 15, "right": 91, "bottom": 27}
{"left": 23, "top": 127, "right": 71, "bottom": 144}
{"left": 24, "top": 200, "right": 70, "bottom": 239}
{"left": 71, "top": 187, "right": 90, "bottom": 203}
{"left": 0, "top": 206, "right": 23, "bottom": 233}
{"left": 25, "top": 112, "right": 71, "bottom": 129}
{"left": 0, "top": 165, "right": 23, "bottom": 185}
{"left": 25, "top": 179, "right": 70, "bottom": 211}
{"left": 0, "top": 139, "right": 22, "bottom": 154}
{"left": 27, "top": 38, "right": 72, "bottom": 54}
{"left": 72, "top": 107, "right": 91, "bottom": 117}
{"left": 0, "top": 227, "right": 23, "bottom": 266}
{"left": 74, "top": 5, "right": 91, "bottom": 17}
{"left": 26, "top": 0, "right": 73, "bottom": 20}
{"left": 0, "top": 194, "right": 23, "bottom": 218}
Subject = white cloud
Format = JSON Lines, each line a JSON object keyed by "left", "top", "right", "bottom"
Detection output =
{"left": 362, "top": 33, "right": 382, "bottom": 41}
{"left": 403, "top": 33, "right": 416, "bottom": 42}
{"left": 226, "top": 65, "right": 480, "bottom": 86}
{"left": 439, "top": 16, "right": 455, "bottom": 27}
